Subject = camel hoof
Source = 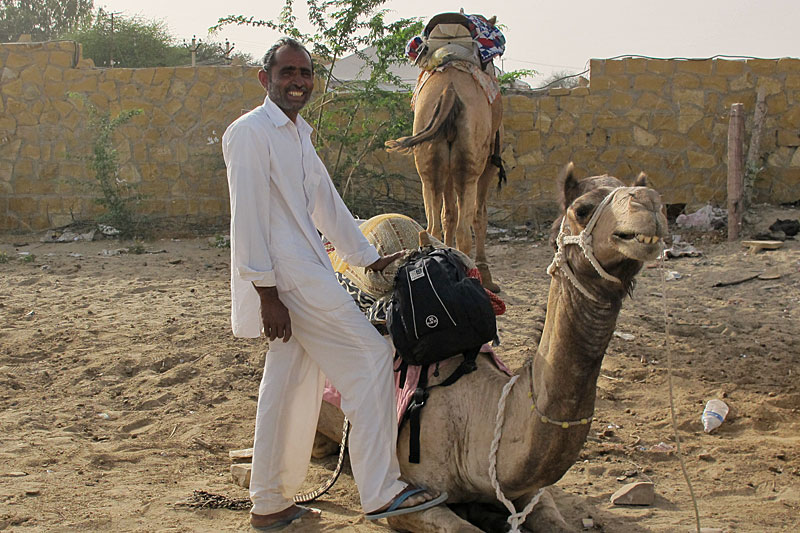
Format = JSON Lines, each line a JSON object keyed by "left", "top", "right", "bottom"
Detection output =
{"left": 476, "top": 262, "right": 501, "bottom": 294}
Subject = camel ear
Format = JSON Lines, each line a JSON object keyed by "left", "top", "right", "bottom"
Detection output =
{"left": 558, "top": 162, "right": 580, "bottom": 211}
{"left": 487, "top": 16, "right": 497, "bottom": 26}
{"left": 633, "top": 172, "right": 648, "bottom": 187}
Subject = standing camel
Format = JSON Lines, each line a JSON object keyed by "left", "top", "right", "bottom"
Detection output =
{"left": 317, "top": 163, "right": 668, "bottom": 531}
{"left": 386, "top": 13, "right": 504, "bottom": 292}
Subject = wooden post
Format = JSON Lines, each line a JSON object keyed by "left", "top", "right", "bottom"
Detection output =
{"left": 745, "top": 88, "right": 768, "bottom": 206}
{"left": 727, "top": 103, "right": 744, "bottom": 241}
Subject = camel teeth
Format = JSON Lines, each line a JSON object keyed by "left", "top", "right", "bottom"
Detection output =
{"left": 635, "top": 234, "right": 659, "bottom": 244}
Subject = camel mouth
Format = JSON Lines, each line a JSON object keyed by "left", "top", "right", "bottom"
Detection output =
{"left": 614, "top": 232, "right": 661, "bottom": 244}
{"left": 612, "top": 232, "right": 663, "bottom": 260}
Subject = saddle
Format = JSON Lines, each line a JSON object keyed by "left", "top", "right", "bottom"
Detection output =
{"left": 415, "top": 12, "right": 481, "bottom": 71}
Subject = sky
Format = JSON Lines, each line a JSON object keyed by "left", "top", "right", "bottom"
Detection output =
{"left": 96, "top": 0, "right": 800, "bottom": 87}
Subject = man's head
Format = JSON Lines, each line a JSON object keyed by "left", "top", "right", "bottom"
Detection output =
{"left": 258, "top": 38, "right": 314, "bottom": 122}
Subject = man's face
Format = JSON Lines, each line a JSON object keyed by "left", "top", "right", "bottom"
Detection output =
{"left": 259, "top": 46, "right": 314, "bottom": 120}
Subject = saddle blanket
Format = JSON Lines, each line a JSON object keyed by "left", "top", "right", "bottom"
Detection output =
{"left": 322, "top": 343, "right": 512, "bottom": 427}
{"left": 411, "top": 60, "right": 501, "bottom": 110}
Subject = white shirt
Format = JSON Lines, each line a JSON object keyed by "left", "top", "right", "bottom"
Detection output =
{"left": 222, "top": 96, "right": 379, "bottom": 338}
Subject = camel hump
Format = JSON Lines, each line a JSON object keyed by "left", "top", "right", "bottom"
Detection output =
{"left": 385, "top": 82, "right": 462, "bottom": 153}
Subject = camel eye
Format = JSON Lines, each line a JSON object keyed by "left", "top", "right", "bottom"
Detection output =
{"left": 574, "top": 204, "right": 594, "bottom": 219}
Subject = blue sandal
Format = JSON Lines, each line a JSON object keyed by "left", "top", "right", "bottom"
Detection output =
{"left": 366, "top": 487, "right": 448, "bottom": 520}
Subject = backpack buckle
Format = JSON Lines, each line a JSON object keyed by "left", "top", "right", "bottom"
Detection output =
{"left": 409, "top": 388, "right": 428, "bottom": 411}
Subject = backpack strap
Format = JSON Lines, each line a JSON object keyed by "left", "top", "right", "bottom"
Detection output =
{"left": 405, "top": 347, "right": 480, "bottom": 464}
{"left": 406, "top": 364, "right": 429, "bottom": 464}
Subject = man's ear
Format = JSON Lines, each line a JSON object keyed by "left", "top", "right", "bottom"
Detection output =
{"left": 257, "top": 69, "right": 269, "bottom": 90}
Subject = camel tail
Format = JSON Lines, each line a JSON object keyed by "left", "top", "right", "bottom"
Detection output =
{"left": 385, "top": 82, "right": 461, "bottom": 154}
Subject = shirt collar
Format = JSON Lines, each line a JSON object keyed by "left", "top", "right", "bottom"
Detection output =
{"left": 262, "top": 95, "right": 313, "bottom": 138}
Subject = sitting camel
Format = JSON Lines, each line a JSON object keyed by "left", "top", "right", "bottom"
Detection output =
{"left": 386, "top": 12, "right": 504, "bottom": 293}
{"left": 316, "top": 163, "right": 668, "bottom": 532}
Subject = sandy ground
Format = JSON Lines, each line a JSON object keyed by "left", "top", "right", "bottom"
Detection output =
{"left": 1, "top": 204, "right": 799, "bottom": 533}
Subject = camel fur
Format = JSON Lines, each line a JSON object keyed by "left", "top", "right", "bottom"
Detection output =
{"left": 316, "top": 163, "right": 668, "bottom": 532}
{"left": 386, "top": 14, "right": 503, "bottom": 293}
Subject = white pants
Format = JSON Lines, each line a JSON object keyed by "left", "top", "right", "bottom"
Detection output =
{"left": 249, "top": 288, "right": 406, "bottom": 515}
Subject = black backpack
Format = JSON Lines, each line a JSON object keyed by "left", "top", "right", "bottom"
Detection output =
{"left": 387, "top": 245, "right": 497, "bottom": 462}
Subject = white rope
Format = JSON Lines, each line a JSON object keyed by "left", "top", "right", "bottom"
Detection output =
{"left": 488, "top": 374, "right": 545, "bottom": 532}
{"left": 547, "top": 188, "right": 631, "bottom": 298}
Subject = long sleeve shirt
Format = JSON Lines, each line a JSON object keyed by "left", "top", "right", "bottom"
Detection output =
{"left": 222, "top": 95, "right": 379, "bottom": 338}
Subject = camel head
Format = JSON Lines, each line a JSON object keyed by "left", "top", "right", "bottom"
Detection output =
{"left": 550, "top": 163, "right": 668, "bottom": 298}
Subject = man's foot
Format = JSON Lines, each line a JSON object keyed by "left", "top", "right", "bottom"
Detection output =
{"left": 250, "top": 505, "right": 321, "bottom": 531}
{"left": 365, "top": 485, "right": 448, "bottom": 520}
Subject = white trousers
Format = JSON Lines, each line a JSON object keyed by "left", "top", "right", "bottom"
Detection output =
{"left": 249, "top": 287, "right": 406, "bottom": 515}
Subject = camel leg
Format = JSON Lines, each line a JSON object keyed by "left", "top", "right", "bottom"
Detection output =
{"left": 442, "top": 181, "right": 458, "bottom": 248}
{"left": 518, "top": 487, "right": 577, "bottom": 533}
{"left": 454, "top": 180, "right": 477, "bottom": 257}
{"left": 474, "top": 162, "right": 501, "bottom": 293}
{"left": 450, "top": 502, "right": 513, "bottom": 533}
{"left": 387, "top": 503, "right": 483, "bottom": 533}
{"left": 422, "top": 179, "right": 444, "bottom": 241}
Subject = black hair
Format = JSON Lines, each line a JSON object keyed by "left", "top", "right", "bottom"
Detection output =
{"left": 261, "top": 37, "right": 313, "bottom": 74}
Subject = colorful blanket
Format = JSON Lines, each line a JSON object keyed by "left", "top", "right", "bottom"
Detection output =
{"left": 406, "top": 13, "right": 506, "bottom": 64}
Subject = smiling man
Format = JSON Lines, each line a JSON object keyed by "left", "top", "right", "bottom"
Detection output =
{"left": 222, "top": 38, "right": 446, "bottom": 531}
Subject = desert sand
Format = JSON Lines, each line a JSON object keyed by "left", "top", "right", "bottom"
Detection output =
{"left": 1, "top": 204, "right": 798, "bottom": 532}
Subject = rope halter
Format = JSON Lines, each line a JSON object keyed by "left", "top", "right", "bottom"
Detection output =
{"left": 546, "top": 187, "right": 629, "bottom": 303}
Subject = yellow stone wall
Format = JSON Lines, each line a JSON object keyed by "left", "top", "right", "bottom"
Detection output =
{"left": 2, "top": 41, "right": 799, "bottom": 230}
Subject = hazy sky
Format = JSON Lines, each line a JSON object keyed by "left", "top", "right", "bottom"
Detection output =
{"left": 97, "top": 0, "right": 800, "bottom": 86}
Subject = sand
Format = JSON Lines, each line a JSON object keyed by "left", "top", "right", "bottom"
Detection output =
{"left": 1, "top": 204, "right": 798, "bottom": 532}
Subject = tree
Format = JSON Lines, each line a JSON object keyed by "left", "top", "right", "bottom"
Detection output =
{"left": 0, "top": 0, "right": 93, "bottom": 42}
{"left": 64, "top": 10, "right": 253, "bottom": 68}
{"left": 540, "top": 69, "right": 582, "bottom": 89}
{"left": 214, "top": 0, "right": 424, "bottom": 217}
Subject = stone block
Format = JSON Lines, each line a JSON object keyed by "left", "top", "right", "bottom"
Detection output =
{"left": 779, "top": 106, "right": 800, "bottom": 129}
{"left": 687, "top": 150, "right": 717, "bottom": 169}
{"left": 676, "top": 60, "right": 712, "bottom": 76}
{"left": 548, "top": 87, "right": 570, "bottom": 97}
{"left": 8, "top": 196, "right": 38, "bottom": 215}
{"left": 746, "top": 59, "right": 778, "bottom": 75}
{"left": 589, "top": 59, "right": 605, "bottom": 76}
{"left": 173, "top": 67, "right": 197, "bottom": 81}
{"left": 678, "top": 105, "right": 703, "bottom": 134}
{"left": 588, "top": 76, "right": 611, "bottom": 91}
{"left": 5, "top": 53, "right": 32, "bottom": 69}
{"left": 765, "top": 93, "right": 788, "bottom": 114}
{"left": 777, "top": 57, "right": 800, "bottom": 73}
{"left": 2, "top": 78, "right": 22, "bottom": 98}
{"left": 516, "top": 131, "right": 541, "bottom": 152}
{"left": 645, "top": 60, "right": 675, "bottom": 76}
{"left": 610, "top": 481, "right": 655, "bottom": 506}
{"left": 790, "top": 148, "right": 800, "bottom": 167}
{"left": 673, "top": 89, "right": 705, "bottom": 107}
{"left": 506, "top": 94, "right": 535, "bottom": 113}
{"left": 633, "top": 74, "right": 666, "bottom": 92}
{"left": 188, "top": 82, "right": 212, "bottom": 101}
{"left": 168, "top": 79, "right": 189, "bottom": 99}
{"left": 132, "top": 68, "right": 155, "bottom": 85}
{"left": 608, "top": 91, "right": 634, "bottom": 110}
{"left": 535, "top": 113, "right": 551, "bottom": 133}
{"left": 637, "top": 92, "right": 672, "bottom": 112}
{"left": 756, "top": 77, "right": 783, "bottom": 97}
{"left": 552, "top": 115, "right": 575, "bottom": 135}
{"left": 633, "top": 126, "right": 657, "bottom": 147}
{"left": 624, "top": 58, "right": 648, "bottom": 74}
{"left": 68, "top": 75, "right": 98, "bottom": 93}
{"left": 570, "top": 87, "right": 589, "bottom": 96}
{"left": 701, "top": 75, "right": 728, "bottom": 93}
{"left": 49, "top": 51, "right": 74, "bottom": 68}
{"left": 778, "top": 130, "right": 800, "bottom": 148}
{"left": 605, "top": 60, "right": 626, "bottom": 75}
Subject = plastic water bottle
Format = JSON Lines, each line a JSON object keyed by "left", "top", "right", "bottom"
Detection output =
{"left": 701, "top": 399, "right": 729, "bottom": 433}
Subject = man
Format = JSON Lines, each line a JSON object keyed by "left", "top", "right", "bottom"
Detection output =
{"left": 222, "top": 38, "right": 446, "bottom": 531}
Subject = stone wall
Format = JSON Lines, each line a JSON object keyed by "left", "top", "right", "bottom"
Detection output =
{"left": 2, "top": 41, "right": 799, "bottom": 231}
{"left": 0, "top": 40, "right": 265, "bottom": 230}
{"left": 487, "top": 57, "right": 800, "bottom": 224}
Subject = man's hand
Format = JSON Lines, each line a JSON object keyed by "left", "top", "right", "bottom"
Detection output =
{"left": 254, "top": 286, "right": 292, "bottom": 342}
{"left": 366, "top": 251, "right": 404, "bottom": 272}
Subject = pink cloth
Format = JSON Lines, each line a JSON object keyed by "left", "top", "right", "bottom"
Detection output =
{"left": 322, "top": 344, "right": 511, "bottom": 427}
